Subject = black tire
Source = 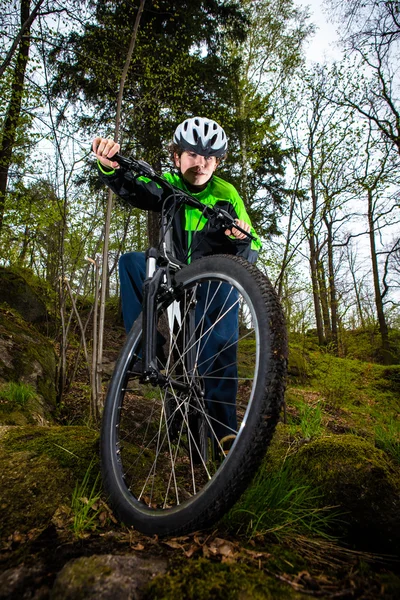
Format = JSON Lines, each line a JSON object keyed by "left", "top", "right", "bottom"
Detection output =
{"left": 101, "top": 255, "right": 287, "bottom": 536}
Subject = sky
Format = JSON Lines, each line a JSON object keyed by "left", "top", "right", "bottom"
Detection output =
{"left": 295, "top": 0, "right": 342, "bottom": 63}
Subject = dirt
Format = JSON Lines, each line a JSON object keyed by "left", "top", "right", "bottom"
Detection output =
{"left": 1, "top": 309, "right": 399, "bottom": 598}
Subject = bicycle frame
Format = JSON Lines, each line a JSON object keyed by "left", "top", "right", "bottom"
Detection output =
{"left": 112, "top": 153, "right": 255, "bottom": 390}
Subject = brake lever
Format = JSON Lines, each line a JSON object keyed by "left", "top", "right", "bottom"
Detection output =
{"left": 213, "top": 208, "right": 256, "bottom": 242}
{"left": 113, "top": 153, "right": 156, "bottom": 177}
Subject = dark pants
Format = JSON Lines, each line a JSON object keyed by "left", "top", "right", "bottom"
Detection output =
{"left": 119, "top": 251, "right": 238, "bottom": 440}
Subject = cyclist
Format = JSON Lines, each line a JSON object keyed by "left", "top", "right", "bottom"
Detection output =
{"left": 93, "top": 116, "right": 261, "bottom": 448}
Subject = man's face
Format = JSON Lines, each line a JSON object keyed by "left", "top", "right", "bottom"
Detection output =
{"left": 174, "top": 151, "right": 218, "bottom": 187}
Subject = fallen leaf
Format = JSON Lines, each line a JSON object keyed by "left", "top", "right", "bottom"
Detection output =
{"left": 132, "top": 543, "right": 145, "bottom": 551}
{"left": 184, "top": 544, "right": 200, "bottom": 558}
{"left": 163, "top": 540, "right": 184, "bottom": 550}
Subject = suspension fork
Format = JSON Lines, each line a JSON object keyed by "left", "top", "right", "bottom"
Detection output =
{"left": 142, "top": 248, "right": 164, "bottom": 381}
{"left": 141, "top": 248, "right": 180, "bottom": 385}
{"left": 141, "top": 248, "right": 198, "bottom": 394}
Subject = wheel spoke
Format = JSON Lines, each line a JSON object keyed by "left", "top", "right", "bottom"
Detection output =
{"left": 101, "top": 255, "right": 286, "bottom": 536}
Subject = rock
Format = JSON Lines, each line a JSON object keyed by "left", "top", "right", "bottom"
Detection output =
{"left": 0, "top": 268, "right": 49, "bottom": 325}
{"left": 50, "top": 554, "right": 167, "bottom": 600}
{"left": 0, "top": 561, "right": 50, "bottom": 600}
{"left": 287, "top": 345, "right": 310, "bottom": 381}
{"left": 290, "top": 434, "right": 400, "bottom": 553}
{"left": 0, "top": 307, "right": 57, "bottom": 424}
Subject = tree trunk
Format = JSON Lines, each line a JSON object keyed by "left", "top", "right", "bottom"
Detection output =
{"left": 309, "top": 237, "right": 325, "bottom": 345}
{"left": 0, "top": 0, "right": 31, "bottom": 233}
{"left": 367, "top": 190, "right": 391, "bottom": 363}
{"left": 146, "top": 123, "right": 163, "bottom": 246}
{"left": 308, "top": 172, "right": 325, "bottom": 345}
{"left": 237, "top": 94, "right": 251, "bottom": 210}
{"left": 317, "top": 259, "right": 331, "bottom": 342}
{"left": 277, "top": 192, "right": 296, "bottom": 299}
{"left": 325, "top": 219, "right": 338, "bottom": 349}
{"left": 95, "top": 0, "right": 146, "bottom": 415}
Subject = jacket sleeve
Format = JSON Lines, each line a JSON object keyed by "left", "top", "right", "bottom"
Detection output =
{"left": 97, "top": 162, "right": 164, "bottom": 212}
{"left": 228, "top": 188, "right": 262, "bottom": 262}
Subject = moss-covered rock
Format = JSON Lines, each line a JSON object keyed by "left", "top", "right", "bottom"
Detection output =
{"left": 0, "top": 425, "right": 99, "bottom": 541}
{"left": 146, "top": 557, "right": 310, "bottom": 600}
{"left": 288, "top": 434, "right": 400, "bottom": 553}
{"left": 0, "top": 306, "right": 57, "bottom": 423}
{"left": 0, "top": 267, "right": 51, "bottom": 325}
{"left": 229, "top": 425, "right": 400, "bottom": 554}
{"left": 287, "top": 344, "right": 310, "bottom": 382}
{"left": 50, "top": 554, "right": 168, "bottom": 600}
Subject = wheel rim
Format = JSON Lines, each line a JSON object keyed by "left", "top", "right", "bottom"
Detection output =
{"left": 113, "top": 270, "right": 261, "bottom": 511}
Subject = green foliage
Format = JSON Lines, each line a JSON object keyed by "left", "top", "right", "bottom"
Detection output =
{"left": 340, "top": 328, "right": 400, "bottom": 364}
{"left": 49, "top": 0, "right": 248, "bottom": 140}
{"left": 71, "top": 459, "right": 102, "bottom": 536}
{"left": 147, "top": 557, "right": 301, "bottom": 600}
{"left": 310, "top": 352, "right": 355, "bottom": 406}
{"left": 0, "top": 381, "right": 36, "bottom": 410}
{"left": 298, "top": 402, "right": 323, "bottom": 439}
{"left": 0, "top": 424, "right": 101, "bottom": 541}
{"left": 374, "top": 419, "right": 400, "bottom": 465}
{"left": 226, "top": 462, "right": 338, "bottom": 542}
{"left": 4, "top": 425, "right": 99, "bottom": 476}
{"left": 287, "top": 343, "right": 311, "bottom": 382}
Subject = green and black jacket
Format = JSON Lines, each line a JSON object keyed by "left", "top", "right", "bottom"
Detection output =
{"left": 98, "top": 162, "right": 261, "bottom": 264}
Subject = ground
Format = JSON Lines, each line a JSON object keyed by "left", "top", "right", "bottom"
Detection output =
{"left": 0, "top": 285, "right": 399, "bottom": 598}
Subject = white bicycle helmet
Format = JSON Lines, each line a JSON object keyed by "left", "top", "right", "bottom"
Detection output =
{"left": 173, "top": 116, "right": 228, "bottom": 157}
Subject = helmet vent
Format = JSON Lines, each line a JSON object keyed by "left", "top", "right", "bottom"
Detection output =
{"left": 173, "top": 117, "right": 228, "bottom": 157}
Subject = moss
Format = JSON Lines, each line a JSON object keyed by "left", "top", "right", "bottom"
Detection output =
{"left": 373, "top": 365, "right": 400, "bottom": 395}
{"left": 0, "top": 395, "right": 55, "bottom": 426}
{"left": 0, "top": 307, "right": 57, "bottom": 411}
{"left": 0, "top": 448, "right": 73, "bottom": 540}
{"left": 228, "top": 426, "right": 400, "bottom": 553}
{"left": 287, "top": 344, "right": 311, "bottom": 382}
{"left": 50, "top": 556, "right": 113, "bottom": 600}
{"left": 0, "top": 425, "right": 99, "bottom": 540}
{"left": 145, "top": 557, "right": 309, "bottom": 600}
{"left": 0, "top": 266, "right": 54, "bottom": 321}
{"left": 288, "top": 434, "right": 400, "bottom": 553}
{"left": 3, "top": 425, "right": 99, "bottom": 473}
{"left": 0, "top": 409, "right": 30, "bottom": 425}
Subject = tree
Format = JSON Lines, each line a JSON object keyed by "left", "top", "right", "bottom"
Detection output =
{"left": 328, "top": 0, "right": 400, "bottom": 157}
{"left": 0, "top": 0, "right": 32, "bottom": 233}
{"left": 221, "top": 0, "right": 314, "bottom": 237}
{"left": 352, "top": 126, "right": 399, "bottom": 362}
{"left": 279, "top": 63, "right": 368, "bottom": 348}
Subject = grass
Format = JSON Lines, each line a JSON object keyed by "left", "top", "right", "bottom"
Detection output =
{"left": 226, "top": 462, "right": 340, "bottom": 543}
{"left": 71, "top": 459, "right": 102, "bottom": 536}
{"left": 298, "top": 401, "right": 323, "bottom": 439}
{"left": 374, "top": 418, "right": 400, "bottom": 464}
{"left": 0, "top": 381, "right": 36, "bottom": 411}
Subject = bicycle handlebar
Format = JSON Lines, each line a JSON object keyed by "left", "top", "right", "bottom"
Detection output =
{"left": 111, "top": 153, "right": 256, "bottom": 242}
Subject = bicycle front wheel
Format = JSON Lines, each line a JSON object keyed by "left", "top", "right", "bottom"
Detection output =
{"left": 101, "top": 255, "right": 287, "bottom": 536}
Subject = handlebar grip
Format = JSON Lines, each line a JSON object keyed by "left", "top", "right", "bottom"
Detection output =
{"left": 111, "top": 153, "right": 128, "bottom": 167}
{"left": 112, "top": 153, "right": 156, "bottom": 176}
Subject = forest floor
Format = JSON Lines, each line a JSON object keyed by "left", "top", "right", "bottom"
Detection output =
{"left": 1, "top": 316, "right": 400, "bottom": 599}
